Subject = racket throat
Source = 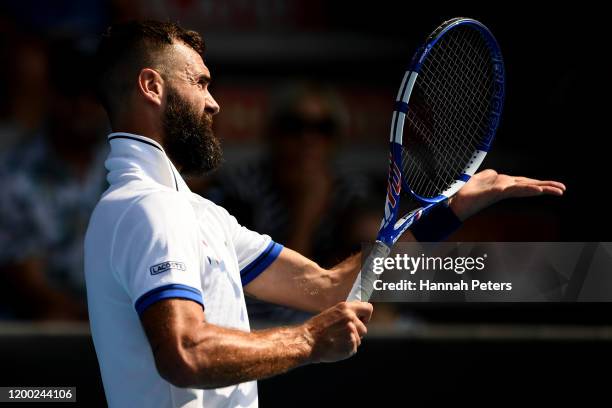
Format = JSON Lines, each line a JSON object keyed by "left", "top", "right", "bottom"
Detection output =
{"left": 395, "top": 208, "right": 423, "bottom": 229}
{"left": 377, "top": 207, "right": 423, "bottom": 247}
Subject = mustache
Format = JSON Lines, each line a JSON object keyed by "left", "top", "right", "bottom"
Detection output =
{"left": 201, "top": 111, "right": 214, "bottom": 129}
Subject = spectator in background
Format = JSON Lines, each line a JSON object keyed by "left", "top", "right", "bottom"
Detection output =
{"left": 0, "top": 41, "right": 109, "bottom": 320}
{"left": 0, "top": 34, "right": 49, "bottom": 150}
{"left": 202, "top": 83, "right": 382, "bottom": 324}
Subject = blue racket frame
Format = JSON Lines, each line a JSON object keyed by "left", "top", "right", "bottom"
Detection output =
{"left": 347, "top": 17, "right": 505, "bottom": 301}
{"left": 377, "top": 17, "right": 505, "bottom": 248}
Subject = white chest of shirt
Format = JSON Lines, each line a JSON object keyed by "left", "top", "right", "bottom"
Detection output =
{"left": 189, "top": 194, "right": 250, "bottom": 332}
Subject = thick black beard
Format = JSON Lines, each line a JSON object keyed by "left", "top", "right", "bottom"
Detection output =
{"left": 162, "top": 87, "right": 222, "bottom": 177}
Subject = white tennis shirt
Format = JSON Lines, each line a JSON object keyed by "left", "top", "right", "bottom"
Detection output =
{"left": 85, "top": 132, "right": 282, "bottom": 408}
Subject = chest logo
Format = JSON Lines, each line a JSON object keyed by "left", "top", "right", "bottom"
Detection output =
{"left": 150, "top": 261, "right": 186, "bottom": 275}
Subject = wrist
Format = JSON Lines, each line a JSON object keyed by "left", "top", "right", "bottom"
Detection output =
{"left": 409, "top": 200, "right": 463, "bottom": 242}
{"left": 448, "top": 196, "right": 469, "bottom": 221}
{"left": 298, "top": 321, "right": 318, "bottom": 364}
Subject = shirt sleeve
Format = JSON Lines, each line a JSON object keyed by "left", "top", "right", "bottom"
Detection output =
{"left": 111, "top": 192, "right": 204, "bottom": 316}
{"left": 222, "top": 208, "right": 283, "bottom": 286}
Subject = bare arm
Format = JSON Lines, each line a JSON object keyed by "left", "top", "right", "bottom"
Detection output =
{"left": 246, "top": 170, "right": 565, "bottom": 313}
{"left": 243, "top": 248, "right": 357, "bottom": 313}
{"left": 244, "top": 231, "right": 417, "bottom": 313}
{"left": 141, "top": 298, "right": 372, "bottom": 389}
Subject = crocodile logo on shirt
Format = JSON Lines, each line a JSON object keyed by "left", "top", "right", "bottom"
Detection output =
{"left": 149, "top": 261, "right": 186, "bottom": 275}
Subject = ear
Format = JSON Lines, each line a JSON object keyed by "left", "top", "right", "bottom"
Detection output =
{"left": 137, "top": 68, "right": 164, "bottom": 107}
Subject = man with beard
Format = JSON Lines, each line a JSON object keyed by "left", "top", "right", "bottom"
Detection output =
{"left": 84, "top": 21, "right": 565, "bottom": 408}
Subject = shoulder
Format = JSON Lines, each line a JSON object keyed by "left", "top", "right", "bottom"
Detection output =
{"left": 125, "top": 190, "right": 197, "bottom": 227}
{"left": 103, "top": 190, "right": 201, "bottom": 266}
{"left": 187, "top": 191, "right": 235, "bottom": 225}
{"left": 94, "top": 187, "right": 198, "bottom": 241}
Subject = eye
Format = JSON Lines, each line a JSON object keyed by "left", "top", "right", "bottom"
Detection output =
{"left": 196, "top": 75, "right": 212, "bottom": 90}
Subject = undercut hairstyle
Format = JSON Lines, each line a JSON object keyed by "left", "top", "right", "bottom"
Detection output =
{"left": 95, "top": 20, "right": 205, "bottom": 121}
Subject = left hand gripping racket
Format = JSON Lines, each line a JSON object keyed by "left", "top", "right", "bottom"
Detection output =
{"left": 348, "top": 17, "right": 505, "bottom": 301}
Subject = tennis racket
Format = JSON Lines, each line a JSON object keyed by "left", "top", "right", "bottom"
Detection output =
{"left": 347, "top": 17, "right": 505, "bottom": 301}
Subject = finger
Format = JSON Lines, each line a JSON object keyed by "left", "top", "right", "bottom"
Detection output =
{"left": 504, "top": 183, "right": 544, "bottom": 197}
{"left": 347, "top": 301, "right": 374, "bottom": 323}
{"left": 506, "top": 183, "right": 564, "bottom": 197}
{"left": 514, "top": 178, "right": 566, "bottom": 190}
{"left": 515, "top": 183, "right": 565, "bottom": 196}
{"left": 348, "top": 323, "right": 361, "bottom": 347}
{"left": 539, "top": 186, "right": 565, "bottom": 196}
{"left": 350, "top": 332, "right": 359, "bottom": 355}
{"left": 351, "top": 316, "right": 368, "bottom": 338}
{"left": 531, "top": 181, "right": 566, "bottom": 191}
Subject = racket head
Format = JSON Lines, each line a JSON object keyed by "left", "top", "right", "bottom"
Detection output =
{"left": 393, "top": 17, "right": 505, "bottom": 203}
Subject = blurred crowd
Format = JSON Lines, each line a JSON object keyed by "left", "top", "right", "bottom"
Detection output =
{"left": 0, "top": 33, "right": 108, "bottom": 320}
{"left": 0, "top": 1, "right": 575, "bottom": 326}
{"left": 0, "top": 5, "right": 387, "bottom": 323}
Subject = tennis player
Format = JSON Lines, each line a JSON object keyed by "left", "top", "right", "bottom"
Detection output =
{"left": 84, "top": 20, "right": 565, "bottom": 408}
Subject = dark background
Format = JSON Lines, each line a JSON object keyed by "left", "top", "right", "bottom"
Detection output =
{"left": 0, "top": 1, "right": 610, "bottom": 406}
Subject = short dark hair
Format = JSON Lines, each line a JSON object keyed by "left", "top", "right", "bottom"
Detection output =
{"left": 95, "top": 20, "right": 205, "bottom": 120}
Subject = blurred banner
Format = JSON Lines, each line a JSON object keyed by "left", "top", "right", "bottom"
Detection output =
{"left": 365, "top": 242, "right": 612, "bottom": 302}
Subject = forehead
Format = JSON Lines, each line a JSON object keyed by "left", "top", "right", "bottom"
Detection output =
{"left": 167, "top": 41, "right": 209, "bottom": 77}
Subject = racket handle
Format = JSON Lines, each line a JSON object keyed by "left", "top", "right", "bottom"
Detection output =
{"left": 346, "top": 241, "right": 392, "bottom": 302}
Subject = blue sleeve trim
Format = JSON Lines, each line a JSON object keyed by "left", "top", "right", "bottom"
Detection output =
{"left": 240, "top": 241, "right": 284, "bottom": 286}
{"left": 135, "top": 284, "right": 204, "bottom": 316}
{"left": 409, "top": 202, "right": 463, "bottom": 242}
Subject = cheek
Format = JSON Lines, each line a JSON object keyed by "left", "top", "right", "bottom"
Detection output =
{"left": 174, "top": 86, "right": 205, "bottom": 113}
{"left": 195, "top": 98, "right": 208, "bottom": 116}
{"left": 190, "top": 91, "right": 208, "bottom": 112}
{"left": 182, "top": 92, "right": 200, "bottom": 110}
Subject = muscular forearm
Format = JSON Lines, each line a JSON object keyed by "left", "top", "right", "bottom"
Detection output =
{"left": 277, "top": 252, "right": 362, "bottom": 312}
{"left": 144, "top": 299, "right": 314, "bottom": 388}
{"left": 144, "top": 298, "right": 373, "bottom": 390}
{"left": 244, "top": 247, "right": 351, "bottom": 313}
{"left": 245, "top": 231, "right": 418, "bottom": 313}
{"left": 166, "top": 321, "right": 312, "bottom": 389}
{"left": 324, "top": 253, "right": 362, "bottom": 305}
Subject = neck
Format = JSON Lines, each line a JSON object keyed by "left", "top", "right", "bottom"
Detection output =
{"left": 111, "top": 110, "right": 165, "bottom": 148}
{"left": 108, "top": 127, "right": 184, "bottom": 173}
{"left": 112, "top": 125, "right": 164, "bottom": 145}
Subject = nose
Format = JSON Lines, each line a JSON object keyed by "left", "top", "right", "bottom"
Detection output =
{"left": 206, "top": 93, "right": 220, "bottom": 115}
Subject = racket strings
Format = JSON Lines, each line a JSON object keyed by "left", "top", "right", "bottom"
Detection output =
{"left": 403, "top": 26, "right": 495, "bottom": 198}
{"left": 407, "top": 31, "right": 492, "bottom": 196}
{"left": 408, "top": 29, "right": 491, "bottom": 194}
